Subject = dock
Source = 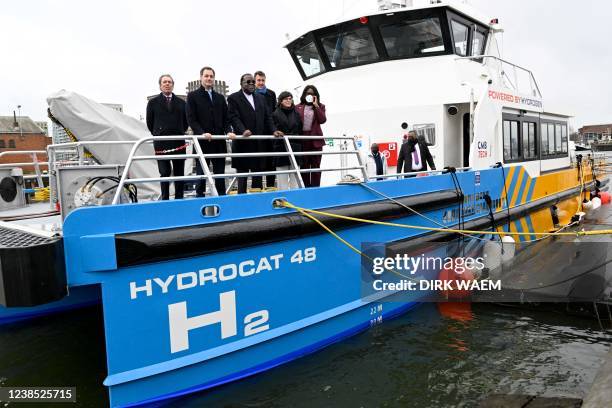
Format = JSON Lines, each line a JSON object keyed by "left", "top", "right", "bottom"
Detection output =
{"left": 480, "top": 346, "right": 611, "bottom": 407}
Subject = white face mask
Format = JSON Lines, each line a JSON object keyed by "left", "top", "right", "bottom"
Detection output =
{"left": 305, "top": 95, "right": 314, "bottom": 103}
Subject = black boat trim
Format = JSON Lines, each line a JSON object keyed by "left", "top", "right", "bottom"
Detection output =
{"left": 115, "top": 190, "right": 462, "bottom": 267}
{"left": 388, "top": 181, "right": 595, "bottom": 249}
{"left": 0, "top": 225, "right": 67, "bottom": 307}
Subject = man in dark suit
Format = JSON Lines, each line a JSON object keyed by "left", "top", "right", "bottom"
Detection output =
{"left": 254, "top": 70, "right": 277, "bottom": 189}
{"left": 228, "top": 73, "right": 283, "bottom": 194}
{"left": 396, "top": 131, "right": 436, "bottom": 176}
{"left": 146, "top": 74, "right": 188, "bottom": 200}
{"left": 186, "top": 66, "right": 235, "bottom": 197}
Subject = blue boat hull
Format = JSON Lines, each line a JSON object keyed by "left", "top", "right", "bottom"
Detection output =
{"left": 0, "top": 284, "right": 100, "bottom": 325}
{"left": 48, "top": 167, "right": 592, "bottom": 406}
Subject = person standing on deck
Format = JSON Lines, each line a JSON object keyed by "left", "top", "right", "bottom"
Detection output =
{"left": 254, "top": 70, "right": 277, "bottom": 190}
{"left": 186, "top": 66, "right": 235, "bottom": 197}
{"left": 365, "top": 143, "right": 388, "bottom": 181}
{"left": 295, "top": 85, "right": 326, "bottom": 187}
{"left": 396, "top": 130, "right": 435, "bottom": 177}
{"left": 272, "top": 91, "right": 303, "bottom": 190}
{"left": 228, "top": 73, "right": 283, "bottom": 194}
{"left": 146, "top": 74, "right": 188, "bottom": 200}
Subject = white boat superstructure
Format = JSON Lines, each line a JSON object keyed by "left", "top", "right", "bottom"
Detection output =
{"left": 283, "top": 0, "right": 571, "bottom": 183}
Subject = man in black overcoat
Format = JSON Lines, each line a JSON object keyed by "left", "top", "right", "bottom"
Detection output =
{"left": 146, "top": 74, "right": 188, "bottom": 200}
{"left": 227, "top": 73, "right": 283, "bottom": 194}
{"left": 186, "top": 66, "right": 235, "bottom": 197}
{"left": 396, "top": 131, "right": 436, "bottom": 176}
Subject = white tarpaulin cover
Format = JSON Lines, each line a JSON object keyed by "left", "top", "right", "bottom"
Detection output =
{"left": 47, "top": 90, "right": 161, "bottom": 199}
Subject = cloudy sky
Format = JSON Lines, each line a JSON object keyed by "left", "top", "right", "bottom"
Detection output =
{"left": 2, "top": 0, "right": 610, "bottom": 130}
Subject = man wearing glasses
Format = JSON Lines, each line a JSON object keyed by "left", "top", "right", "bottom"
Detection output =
{"left": 228, "top": 73, "right": 283, "bottom": 194}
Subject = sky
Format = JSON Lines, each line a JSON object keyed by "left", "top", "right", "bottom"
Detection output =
{"left": 2, "top": 0, "right": 611, "bottom": 130}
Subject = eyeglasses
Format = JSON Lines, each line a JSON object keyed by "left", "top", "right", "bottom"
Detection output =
{"left": 244, "top": 80, "right": 255, "bottom": 84}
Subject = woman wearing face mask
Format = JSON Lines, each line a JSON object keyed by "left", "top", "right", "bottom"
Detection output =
{"left": 272, "top": 91, "right": 303, "bottom": 190}
{"left": 295, "top": 85, "right": 326, "bottom": 187}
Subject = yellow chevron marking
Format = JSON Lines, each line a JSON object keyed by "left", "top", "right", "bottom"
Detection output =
{"left": 499, "top": 166, "right": 516, "bottom": 210}
{"left": 510, "top": 167, "right": 525, "bottom": 207}
{"left": 519, "top": 174, "right": 532, "bottom": 205}
{"left": 519, "top": 217, "right": 531, "bottom": 240}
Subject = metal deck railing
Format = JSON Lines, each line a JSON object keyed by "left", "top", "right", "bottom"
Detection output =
{"left": 0, "top": 150, "right": 48, "bottom": 187}
{"left": 110, "top": 134, "right": 367, "bottom": 204}
{"left": 456, "top": 55, "right": 542, "bottom": 98}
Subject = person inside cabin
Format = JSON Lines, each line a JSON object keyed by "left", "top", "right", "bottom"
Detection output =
{"left": 146, "top": 74, "right": 188, "bottom": 200}
{"left": 365, "top": 143, "right": 388, "bottom": 181}
{"left": 295, "top": 85, "right": 326, "bottom": 187}
{"left": 186, "top": 66, "right": 235, "bottom": 197}
{"left": 254, "top": 70, "right": 278, "bottom": 190}
{"left": 272, "top": 91, "right": 303, "bottom": 190}
{"left": 228, "top": 73, "right": 283, "bottom": 194}
{"left": 396, "top": 130, "right": 435, "bottom": 177}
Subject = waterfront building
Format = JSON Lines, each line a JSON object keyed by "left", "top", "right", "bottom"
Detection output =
{"left": 578, "top": 124, "right": 612, "bottom": 146}
{"left": 0, "top": 115, "right": 50, "bottom": 173}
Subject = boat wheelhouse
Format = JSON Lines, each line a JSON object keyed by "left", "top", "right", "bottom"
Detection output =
{"left": 285, "top": 1, "right": 570, "bottom": 181}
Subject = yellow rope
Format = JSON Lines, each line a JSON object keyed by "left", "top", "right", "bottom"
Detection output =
{"left": 290, "top": 203, "right": 416, "bottom": 280}
{"left": 279, "top": 200, "right": 612, "bottom": 237}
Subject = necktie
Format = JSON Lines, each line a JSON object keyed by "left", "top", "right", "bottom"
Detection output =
{"left": 207, "top": 91, "right": 213, "bottom": 102}
{"left": 412, "top": 146, "right": 420, "bottom": 167}
{"left": 166, "top": 96, "right": 171, "bottom": 108}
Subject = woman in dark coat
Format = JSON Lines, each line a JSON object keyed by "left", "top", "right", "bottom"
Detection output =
{"left": 295, "top": 85, "right": 326, "bottom": 187}
{"left": 272, "top": 91, "right": 302, "bottom": 190}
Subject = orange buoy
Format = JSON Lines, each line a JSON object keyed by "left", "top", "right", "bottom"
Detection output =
{"left": 437, "top": 261, "right": 475, "bottom": 299}
{"left": 600, "top": 191, "right": 611, "bottom": 205}
{"left": 437, "top": 302, "right": 473, "bottom": 322}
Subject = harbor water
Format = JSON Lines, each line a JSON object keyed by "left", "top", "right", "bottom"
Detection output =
{"left": 1, "top": 303, "right": 610, "bottom": 407}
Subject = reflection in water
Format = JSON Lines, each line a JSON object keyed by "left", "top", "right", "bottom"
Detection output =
{"left": 0, "top": 304, "right": 610, "bottom": 408}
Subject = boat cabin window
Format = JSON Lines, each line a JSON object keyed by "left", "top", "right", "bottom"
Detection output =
{"left": 413, "top": 123, "right": 436, "bottom": 146}
{"left": 522, "top": 122, "right": 537, "bottom": 159}
{"left": 503, "top": 120, "right": 520, "bottom": 161}
{"left": 320, "top": 26, "right": 379, "bottom": 68}
{"left": 541, "top": 121, "right": 568, "bottom": 157}
{"left": 0, "top": 140, "right": 5, "bottom": 148}
{"left": 379, "top": 17, "right": 446, "bottom": 58}
{"left": 451, "top": 20, "right": 469, "bottom": 56}
{"left": 287, "top": 6, "right": 489, "bottom": 80}
{"left": 8, "top": 140, "right": 16, "bottom": 148}
{"left": 292, "top": 35, "right": 326, "bottom": 78}
{"left": 472, "top": 30, "right": 486, "bottom": 56}
{"left": 504, "top": 113, "right": 567, "bottom": 162}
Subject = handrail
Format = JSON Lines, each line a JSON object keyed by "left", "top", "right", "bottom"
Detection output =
{"left": 375, "top": 167, "right": 472, "bottom": 179}
{"left": 111, "top": 134, "right": 369, "bottom": 204}
{"left": 0, "top": 150, "right": 49, "bottom": 187}
{"left": 455, "top": 55, "right": 542, "bottom": 98}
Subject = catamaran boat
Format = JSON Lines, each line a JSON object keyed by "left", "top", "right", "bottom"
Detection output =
{"left": 0, "top": 0, "right": 609, "bottom": 406}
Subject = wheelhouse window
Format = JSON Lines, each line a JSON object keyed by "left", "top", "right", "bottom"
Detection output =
{"left": 472, "top": 30, "right": 486, "bottom": 56}
{"left": 503, "top": 120, "right": 519, "bottom": 161}
{"left": 287, "top": 7, "right": 489, "bottom": 80}
{"left": 379, "top": 17, "right": 445, "bottom": 58}
{"left": 320, "top": 26, "right": 379, "bottom": 68}
{"left": 451, "top": 20, "right": 469, "bottom": 56}
{"left": 291, "top": 36, "right": 325, "bottom": 78}
{"left": 413, "top": 123, "right": 436, "bottom": 146}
